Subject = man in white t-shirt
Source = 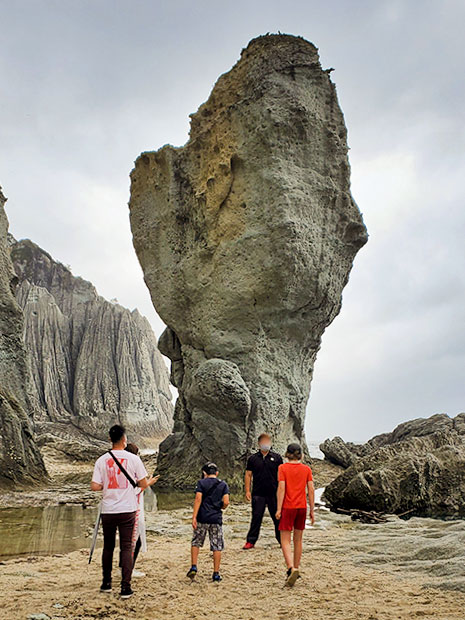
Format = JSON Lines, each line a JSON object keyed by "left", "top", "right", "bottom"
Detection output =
{"left": 91, "top": 424, "right": 157, "bottom": 599}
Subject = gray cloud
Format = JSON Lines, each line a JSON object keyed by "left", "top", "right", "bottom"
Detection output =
{"left": 0, "top": 0, "right": 463, "bottom": 442}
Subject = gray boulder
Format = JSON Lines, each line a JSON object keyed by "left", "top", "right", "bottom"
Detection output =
{"left": 129, "top": 34, "right": 368, "bottom": 488}
{"left": 11, "top": 238, "right": 173, "bottom": 455}
{"left": 323, "top": 412, "right": 465, "bottom": 518}
{"left": 0, "top": 188, "right": 46, "bottom": 485}
{"left": 320, "top": 436, "right": 371, "bottom": 468}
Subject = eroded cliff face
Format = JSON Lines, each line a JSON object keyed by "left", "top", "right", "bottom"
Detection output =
{"left": 129, "top": 34, "right": 368, "bottom": 488}
{"left": 0, "top": 189, "right": 46, "bottom": 485}
{"left": 11, "top": 239, "right": 173, "bottom": 455}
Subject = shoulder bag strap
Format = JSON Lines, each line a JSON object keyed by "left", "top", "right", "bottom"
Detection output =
{"left": 202, "top": 478, "right": 222, "bottom": 499}
{"left": 108, "top": 450, "right": 137, "bottom": 488}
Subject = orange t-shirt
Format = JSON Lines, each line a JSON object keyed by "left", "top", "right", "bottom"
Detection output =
{"left": 278, "top": 462, "right": 313, "bottom": 509}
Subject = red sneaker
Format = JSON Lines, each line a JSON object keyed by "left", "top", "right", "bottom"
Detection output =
{"left": 242, "top": 542, "right": 255, "bottom": 550}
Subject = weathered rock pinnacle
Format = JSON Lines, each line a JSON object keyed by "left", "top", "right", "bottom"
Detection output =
{"left": 129, "top": 34, "right": 368, "bottom": 488}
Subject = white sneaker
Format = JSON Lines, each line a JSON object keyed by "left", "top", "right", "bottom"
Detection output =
{"left": 132, "top": 569, "right": 146, "bottom": 578}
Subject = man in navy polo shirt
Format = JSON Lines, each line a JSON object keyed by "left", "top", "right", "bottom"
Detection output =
{"left": 243, "top": 433, "right": 283, "bottom": 549}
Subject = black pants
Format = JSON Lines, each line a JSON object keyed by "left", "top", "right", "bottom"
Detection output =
{"left": 119, "top": 536, "right": 141, "bottom": 569}
{"left": 246, "top": 494, "right": 281, "bottom": 544}
{"left": 101, "top": 511, "right": 136, "bottom": 588}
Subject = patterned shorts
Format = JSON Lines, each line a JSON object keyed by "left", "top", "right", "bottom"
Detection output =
{"left": 191, "top": 523, "right": 224, "bottom": 551}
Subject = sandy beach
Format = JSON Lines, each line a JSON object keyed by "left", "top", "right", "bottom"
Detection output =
{"left": 2, "top": 481, "right": 465, "bottom": 620}
{"left": 1, "top": 538, "right": 463, "bottom": 620}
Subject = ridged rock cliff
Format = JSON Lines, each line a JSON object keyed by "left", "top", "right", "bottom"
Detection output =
{"left": 129, "top": 34, "right": 368, "bottom": 488}
{"left": 0, "top": 188, "right": 46, "bottom": 485}
{"left": 11, "top": 239, "right": 173, "bottom": 456}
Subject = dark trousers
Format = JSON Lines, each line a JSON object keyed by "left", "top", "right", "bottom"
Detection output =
{"left": 246, "top": 494, "right": 281, "bottom": 544}
{"left": 101, "top": 511, "right": 136, "bottom": 588}
{"left": 119, "top": 536, "right": 141, "bottom": 569}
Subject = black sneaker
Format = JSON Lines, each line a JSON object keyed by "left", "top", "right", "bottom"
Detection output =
{"left": 120, "top": 586, "right": 134, "bottom": 599}
{"left": 212, "top": 572, "right": 222, "bottom": 583}
{"left": 100, "top": 582, "right": 112, "bottom": 593}
{"left": 186, "top": 566, "right": 198, "bottom": 579}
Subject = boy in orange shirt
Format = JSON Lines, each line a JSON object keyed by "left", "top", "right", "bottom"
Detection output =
{"left": 276, "top": 443, "right": 315, "bottom": 586}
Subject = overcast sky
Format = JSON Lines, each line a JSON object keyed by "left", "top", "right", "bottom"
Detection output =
{"left": 1, "top": 0, "right": 463, "bottom": 442}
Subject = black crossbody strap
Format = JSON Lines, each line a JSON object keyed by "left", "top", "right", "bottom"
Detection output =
{"left": 202, "top": 478, "right": 222, "bottom": 499}
{"left": 108, "top": 450, "right": 137, "bottom": 488}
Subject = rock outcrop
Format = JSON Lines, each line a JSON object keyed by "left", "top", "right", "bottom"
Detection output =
{"left": 0, "top": 188, "right": 46, "bottom": 485}
{"left": 320, "top": 437, "right": 372, "bottom": 468}
{"left": 129, "top": 34, "right": 368, "bottom": 488}
{"left": 323, "top": 413, "right": 465, "bottom": 518}
{"left": 11, "top": 239, "right": 173, "bottom": 456}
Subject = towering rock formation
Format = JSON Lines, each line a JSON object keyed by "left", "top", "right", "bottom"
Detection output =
{"left": 0, "top": 188, "right": 46, "bottom": 485}
{"left": 11, "top": 239, "right": 173, "bottom": 456}
{"left": 129, "top": 34, "right": 368, "bottom": 488}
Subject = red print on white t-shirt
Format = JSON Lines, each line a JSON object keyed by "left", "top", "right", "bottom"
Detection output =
{"left": 106, "top": 457, "right": 129, "bottom": 489}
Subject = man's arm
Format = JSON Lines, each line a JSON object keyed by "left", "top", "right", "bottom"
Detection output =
{"left": 276, "top": 480, "right": 285, "bottom": 519}
{"left": 222, "top": 494, "right": 230, "bottom": 510}
{"left": 91, "top": 461, "right": 103, "bottom": 491}
{"left": 137, "top": 475, "right": 160, "bottom": 490}
{"left": 244, "top": 470, "right": 252, "bottom": 502}
{"left": 192, "top": 491, "right": 202, "bottom": 529}
{"left": 307, "top": 480, "right": 315, "bottom": 525}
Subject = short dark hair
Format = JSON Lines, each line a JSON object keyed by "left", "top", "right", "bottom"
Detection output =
{"left": 285, "top": 443, "right": 302, "bottom": 460}
{"left": 125, "top": 442, "right": 139, "bottom": 455}
{"left": 109, "top": 424, "right": 126, "bottom": 444}
{"left": 202, "top": 462, "right": 218, "bottom": 475}
{"left": 258, "top": 432, "right": 271, "bottom": 442}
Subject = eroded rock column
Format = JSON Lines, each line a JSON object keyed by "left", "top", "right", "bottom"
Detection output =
{"left": 129, "top": 34, "right": 368, "bottom": 488}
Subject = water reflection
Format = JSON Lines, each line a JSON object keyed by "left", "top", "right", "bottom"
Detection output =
{"left": 148, "top": 490, "right": 192, "bottom": 512}
{"left": 0, "top": 490, "right": 194, "bottom": 560}
{"left": 0, "top": 505, "right": 97, "bottom": 560}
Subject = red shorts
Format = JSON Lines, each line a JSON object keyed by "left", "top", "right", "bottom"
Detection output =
{"left": 278, "top": 507, "right": 307, "bottom": 531}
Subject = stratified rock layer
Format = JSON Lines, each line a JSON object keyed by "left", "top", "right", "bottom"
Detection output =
{"left": 129, "top": 34, "right": 368, "bottom": 488}
{"left": 11, "top": 239, "right": 173, "bottom": 455}
{"left": 0, "top": 188, "right": 46, "bottom": 485}
{"left": 323, "top": 413, "right": 465, "bottom": 518}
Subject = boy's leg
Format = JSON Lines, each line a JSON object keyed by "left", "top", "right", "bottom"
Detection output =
{"left": 293, "top": 529, "right": 304, "bottom": 569}
{"left": 280, "top": 531, "right": 293, "bottom": 569}
{"left": 246, "top": 495, "right": 266, "bottom": 544}
{"left": 213, "top": 551, "right": 221, "bottom": 572}
{"left": 191, "top": 523, "right": 207, "bottom": 567}
{"left": 191, "top": 545, "right": 200, "bottom": 566}
{"left": 209, "top": 524, "right": 224, "bottom": 574}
